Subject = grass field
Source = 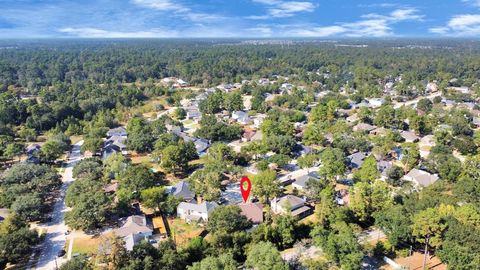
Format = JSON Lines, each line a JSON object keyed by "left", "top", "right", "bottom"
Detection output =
{"left": 169, "top": 218, "right": 204, "bottom": 247}
{"left": 71, "top": 236, "right": 102, "bottom": 255}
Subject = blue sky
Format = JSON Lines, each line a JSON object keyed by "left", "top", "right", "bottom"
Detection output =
{"left": 1, "top": 0, "right": 480, "bottom": 38}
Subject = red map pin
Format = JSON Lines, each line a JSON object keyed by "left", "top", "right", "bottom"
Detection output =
{"left": 240, "top": 176, "right": 252, "bottom": 203}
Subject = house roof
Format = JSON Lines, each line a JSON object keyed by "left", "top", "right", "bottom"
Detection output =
{"left": 404, "top": 169, "right": 439, "bottom": 187}
{"left": 178, "top": 201, "right": 218, "bottom": 214}
{"left": 26, "top": 144, "right": 41, "bottom": 153}
{"left": 348, "top": 152, "right": 368, "bottom": 168}
{"left": 115, "top": 215, "right": 152, "bottom": 238}
{"left": 172, "top": 181, "right": 195, "bottom": 200}
{"left": 238, "top": 203, "right": 263, "bottom": 223}
{"left": 104, "top": 182, "right": 118, "bottom": 193}
{"left": 107, "top": 127, "right": 127, "bottom": 136}
{"left": 353, "top": 123, "right": 376, "bottom": 132}
{"left": 401, "top": 131, "right": 420, "bottom": 142}
{"left": 274, "top": 195, "right": 305, "bottom": 211}
{"left": 194, "top": 139, "right": 210, "bottom": 154}
{"left": 294, "top": 172, "right": 320, "bottom": 188}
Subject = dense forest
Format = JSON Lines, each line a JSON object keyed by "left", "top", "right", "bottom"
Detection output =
{"left": 1, "top": 39, "right": 480, "bottom": 269}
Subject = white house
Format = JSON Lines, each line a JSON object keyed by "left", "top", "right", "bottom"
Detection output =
{"left": 114, "top": 215, "right": 153, "bottom": 251}
{"left": 177, "top": 201, "right": 218, "bottom": 223}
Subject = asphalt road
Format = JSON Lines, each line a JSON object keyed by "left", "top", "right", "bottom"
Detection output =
{"left": 33, "top": 141, "right": 83, "bottom": 270}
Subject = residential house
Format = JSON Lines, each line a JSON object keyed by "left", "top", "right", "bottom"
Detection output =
{"left": 426, "top": 82, "right": 438, "bottom": 93}
{"left": 103, "top": 137, "right": 127, "bottom": 159}
{"left": 238, "top": 203, "right": 263, "bottom": 224}
{"left": 473, "top": 117, "right": 480, "bottom": 128}
{"left": 232, "top": 111, "right": 251, "bottom": 125}
{"left": 346, "top": 114, "right": 359, "bottom": 123}
{"left": 253, "top": 114, "right": 267, "bottom": 128}
{"left": 348, "top": 152, "right": 368, "bottom": 169}
{"left": 367, "top": 98, "right": 385, "bottom": 108}
{"left": 403, "top": 169, "right": 439, "bottom": 189}
{"left": 401, "top": 131, "right": 420, "bottom": 143}
{"left": 258, "top": 78, "right": 270, "bottom": 85}
{"left": 271, "top": 195, "right": 312, "bottom": 219}
{"left": 26, "top": 144, "right": 41, "bottom": 156}
{"left": 292, "top": 172, "right": 320, "bottom": 190}
{"left": 175, "top": 79, "right": 188, "bottom": 88}
{"left": 450, "top": 86, "right": 470, "bottom": 94}
{"left": 107, "top": 127, "right": 127, "bottom": 138}
{"left": 242, "top": 129, "right": 257, "bottom": 142}
{"left": 114, "top": 215, "right": 153, "bottom": 251}
{"left": 186, "top": 107, "right": 201, "bottom": 122}
{"left": 177, "top": 201, "right": 218, "bottom": 223}
{"left": 171, "top": 181, "right": 195, "bottom": 202}
{"left": 353, "top": 123, "right": 376, "bottom": 132}
{"left": 419, "top": 135, "right": 435, "bottom": 158}
{"left": 377, "top": 160, "right": 392, "bottom": 180}
{"left": 0, "top": 208, "right": 10, "bottom": 222}
{"left": 194, "top": 138, "right": 210, "bottom": 156}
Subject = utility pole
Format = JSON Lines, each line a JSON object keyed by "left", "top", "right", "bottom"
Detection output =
{"left": 422, "top": 235, "right": 429, "bottom": 270}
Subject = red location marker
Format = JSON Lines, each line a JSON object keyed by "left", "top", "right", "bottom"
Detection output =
{"left": 240, "top": 176, "right": 252, "bottom": 203}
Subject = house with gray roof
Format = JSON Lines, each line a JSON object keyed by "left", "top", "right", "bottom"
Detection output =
{"left": 271, "top": 195, "right": 313, "bottom": 219}
{"left": 114, "top": 215, "right": 153, "bottom": 251}
{"left": 232, "top": 111, "right": 252, "bottom": 125}
{"left": 348, "top": 152, "right": 368, "bottom": 169}
{"left": 171, "top": 181, "right": 195, "bottom": 202}
{"left": 401, "top": 131, "right": 420, "bottom": 143}
{"left": 177, "top": 201, "right": 218, "bottom": 223}
{"left": 107, "top": 127, "right": 127, "bottom": 138}
{"left": 403, "top": 169, "right": 439, "bottom": 189}
{"left": 292, "top": 172, "right": 320, "bottom": 190}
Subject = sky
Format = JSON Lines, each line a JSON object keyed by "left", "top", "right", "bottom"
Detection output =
{"left": 1, "top": 0, "right": 480, "bottom": 38}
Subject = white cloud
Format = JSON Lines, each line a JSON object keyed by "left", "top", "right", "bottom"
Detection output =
{"left": 430, "top": 14, "right": 480, "bottom": 36}
{"left": 249, "top": 0, "right": 316, "bottom": 19}
{"left": 59, "top": 27, "right": 178, "bottom": 38}
{"left": 131, "top": 0, "right": 223, "bottom": 22}
{"left": 280, "top": 8, "right": 422, "bottom": 38}
{"left": 362, "top": 8, "right": 424, "bottom": 22}
{"left": 462, "top": 0, "right": 480, "bottom": 7}
{"left": 131, "top": 0, "right": 188, "bottom": 12}
{"left": 286, "top": 25, "right": 346, "bottom": 37}
{"left": 248, "top": 27, "right": 273, "bottom": 35}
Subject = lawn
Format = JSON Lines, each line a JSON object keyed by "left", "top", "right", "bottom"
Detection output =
{"left": 169, "top": 218, "right": 204, "bottom": 247}
{"left": 71, "top": 236, "right": 102, "bottom": 255}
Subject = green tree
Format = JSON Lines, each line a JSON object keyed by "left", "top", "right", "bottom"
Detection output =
{"left": 0, "top": 215, "right": 39, "bottom": 268}
{"left": 320, "top": 147, "right": 346, "bottom": 183}
{"left": 39, "top": 140, "right": 65, "bottom": 163}
{"left": 188, "top": 253, "right": 238, "bottom": 270}
{"left": 411, "top": 207, "right": 449, "bottom": 269}
{"left": 400, "top": 142, "right": 419, "bottom": 173}
{"left": 119, "top": 164, "right": 156, "bottom": 198}
{"left": 252, "top": 170, "right": 281, "bottom": 203}
{"left": 225, "top": 91, "right": 244, "bottom": 112}
{"left": 140, "top": 186, "right": 166, "bottom": 213}
{"left": 207, "top": 205, "right": 252, "bottom": 234}
{"left": 354, "top": 155, "right": 379, "bottom": 183}
{"left": 4, "top": 142, "right": 24, "bottom": 161}
{"left": 245, "top": 241, "right": 289, "bottom": 270}
{"left": 81, "top": 137, "right": 103, "bottom": 154}
{"left": 160, "top": 141, "right": 198, "bottom": 174}
{"left": 11, "top": 193, "right": 44, "bottom": 222}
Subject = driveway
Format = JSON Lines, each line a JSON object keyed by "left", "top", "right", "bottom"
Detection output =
{"left": 33, "top": 141, "right": 83, "bottom": 270}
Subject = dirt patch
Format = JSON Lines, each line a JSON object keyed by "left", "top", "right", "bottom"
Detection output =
{"left": 381, "top": 252, "right": 447, "bottom": 270}
{"left": 168, "top": 218, "right": 204, "bottom": 247}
